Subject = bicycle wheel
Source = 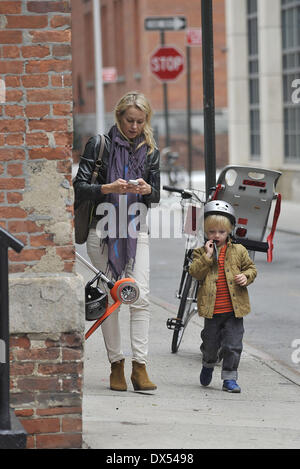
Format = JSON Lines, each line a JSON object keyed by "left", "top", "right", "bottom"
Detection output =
{"left": 171, "top": 274, "right": 198, "bottom": 353}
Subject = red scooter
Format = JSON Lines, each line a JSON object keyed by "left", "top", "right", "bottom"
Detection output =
{"left": 76, "top": 252, "right": 140, "bottom": 340}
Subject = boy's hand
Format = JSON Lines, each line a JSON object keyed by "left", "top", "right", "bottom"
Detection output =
{"left": 205, "top": 240, "right": 214, "bottom": 258}
{"left": 235, "top": 273, "right": 247, "bottom": 287}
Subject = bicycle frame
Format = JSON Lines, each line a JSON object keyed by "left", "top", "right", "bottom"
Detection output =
{"left": 163, "top": 186, "right": 204, "bottom": 352}
{"left": 176, "top": 247, "right": 193, "bottom": 300}
{"left": 164, "top": 186, "right": 204, "bottom": 299}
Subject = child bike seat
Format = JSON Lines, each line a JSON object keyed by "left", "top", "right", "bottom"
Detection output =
{"left": 211, "top": 165, "right": 282, "bottom": 262}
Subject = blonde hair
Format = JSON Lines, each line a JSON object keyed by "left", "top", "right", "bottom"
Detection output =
{"left": 204, "top": 215, "right": 233, "bottom": 235}
{"left": 114, "top": 91, "right": 156, "bottom": 155}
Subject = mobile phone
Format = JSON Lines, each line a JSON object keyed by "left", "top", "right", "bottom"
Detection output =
{"left": 213, "top": 240, "right": 219, "bottom": 261}
{"left": 128, "top": 179, "right": 139, "bottom": 185}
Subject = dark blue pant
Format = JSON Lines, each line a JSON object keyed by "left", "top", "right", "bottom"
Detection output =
{"left": 200, "top": 311, "right": 244, "bottom": 380}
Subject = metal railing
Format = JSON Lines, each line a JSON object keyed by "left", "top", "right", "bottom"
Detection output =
{"left": 0, "top": 227, "right": 27, "bottom": 448}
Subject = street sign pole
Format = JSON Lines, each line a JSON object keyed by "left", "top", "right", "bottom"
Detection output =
{"left": 201, "top": 0, "right": 216, "bottom": 199}
{"left": 146, "top": 16, "right": 186, "bottom": 150}
{"left": 150, "top": 45, "right": 184, "bottom": 148}
{"left": 186, "top": 45, "right": 192, "bottom": 189}
{"left": 186, "top": 28, "right": 202, "bottom": 190}
{"left": 160, "top": 31, "right": 170, "bottom": 148}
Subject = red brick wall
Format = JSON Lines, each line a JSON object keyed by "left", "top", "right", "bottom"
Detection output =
{"left": 0, "top": 0, "right": 74, "bottom": 274}
{"left": 10, "top": 332, "right": 83, "bottom": 449}
{"left": 0, "top": 0, "right": 83, "bottom": 450}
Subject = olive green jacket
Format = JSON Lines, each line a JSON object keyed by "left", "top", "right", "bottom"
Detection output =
{"left": 189, "top": 240, "right": 257, "bottom": 318}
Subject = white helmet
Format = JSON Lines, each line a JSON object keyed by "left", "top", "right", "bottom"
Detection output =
{"left": 204, "top": 200, "right": 236, "bottom": 226}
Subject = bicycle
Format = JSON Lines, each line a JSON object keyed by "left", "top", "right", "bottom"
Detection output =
{"left": 160, "top": 147, "right": 185, "bottom": 188}
{"left": 163, "top": 185, "right": 205, "bottom": 353}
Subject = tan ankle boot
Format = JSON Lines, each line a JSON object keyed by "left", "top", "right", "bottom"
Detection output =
{"left": 131, "top": 361, "right": 157, "bottom": 391}
{"left": 110, "top": 359, "right": 127, "bottom": 391}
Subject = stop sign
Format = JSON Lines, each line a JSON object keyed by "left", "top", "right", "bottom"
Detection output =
{"left": 150, "top": 46, "right": 184, "bottom": 82}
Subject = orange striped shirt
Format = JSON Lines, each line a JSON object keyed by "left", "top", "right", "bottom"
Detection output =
{"left": 213, "top": 244, "right": 233, "bottom": 314}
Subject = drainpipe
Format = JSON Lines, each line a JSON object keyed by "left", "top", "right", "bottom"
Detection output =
{"left": 93, "top": 0, "right": 105, "bottom": 134}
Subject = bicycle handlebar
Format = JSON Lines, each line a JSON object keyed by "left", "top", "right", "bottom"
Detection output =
{"left": 163, "top": 185, "right": 203, "bottom": 201}
{"left": 163, "top": 185, "right": 184, "bottom": 194}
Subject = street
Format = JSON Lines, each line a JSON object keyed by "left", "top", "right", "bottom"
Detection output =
{"left": 150, "top": 229, "right": 300, "bottom": 375}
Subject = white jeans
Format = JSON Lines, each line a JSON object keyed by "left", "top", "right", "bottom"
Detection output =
{"left": 86, "top": 228, "right": 150, "bottom": 365}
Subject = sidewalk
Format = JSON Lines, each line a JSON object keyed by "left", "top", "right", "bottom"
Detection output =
{"left": 79, "top": 199, "right": 300, "bottom": 450}
{"left": 82, "top": 297, "right": 300, "bottom": 450}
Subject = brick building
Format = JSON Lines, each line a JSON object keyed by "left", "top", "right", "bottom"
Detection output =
{"left": 0, "top": 0, "right": 84, "bottom": 449}
{"left": 71, "top": 0, "right": 229, "bottom": 170}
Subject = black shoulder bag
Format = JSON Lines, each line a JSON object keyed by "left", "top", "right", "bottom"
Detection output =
{"left": 74, "top": 134, "right": 105, "bottom": 244}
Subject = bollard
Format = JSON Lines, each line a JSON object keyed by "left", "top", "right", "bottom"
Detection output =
{"left": 0, "top": 227, "right": 27, "bottom": 449}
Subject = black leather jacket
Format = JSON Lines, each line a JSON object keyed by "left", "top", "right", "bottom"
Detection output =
{"left": 73, "top": 134, "right": 160, "bottom": 217}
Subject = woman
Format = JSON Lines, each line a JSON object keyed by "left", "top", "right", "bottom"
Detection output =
{"left": 74, "top": 92, "right": 160, "bottom": 391}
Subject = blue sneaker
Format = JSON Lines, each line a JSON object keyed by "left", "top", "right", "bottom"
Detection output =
{"left": 200, "top": 367, "right": 213, "bottom": 386}
{"left": 222, "top": 379, "right": 241, "bottom": 393}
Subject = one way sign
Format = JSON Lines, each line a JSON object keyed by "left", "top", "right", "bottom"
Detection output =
{"left": 144, "top": 16, "right": 187, "bottom": 31}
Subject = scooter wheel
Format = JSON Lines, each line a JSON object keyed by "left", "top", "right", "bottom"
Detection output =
{"left": 116, "top": 281, "right": 140, "bottom": 304}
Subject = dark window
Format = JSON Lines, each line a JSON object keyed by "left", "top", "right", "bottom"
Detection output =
{"left": 247, "top": 0, "right": 261, "bottom": 159}
{"left": 282, "top": 0, "right": 300, "bottom": 162}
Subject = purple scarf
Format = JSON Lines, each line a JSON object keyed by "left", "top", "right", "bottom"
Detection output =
{"left": 104, "top": 125, "right": 147, "bottom": 279}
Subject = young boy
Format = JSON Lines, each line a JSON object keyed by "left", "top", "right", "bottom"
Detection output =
{"left": 189, "top": 200, "right": 257, "bottom": 393}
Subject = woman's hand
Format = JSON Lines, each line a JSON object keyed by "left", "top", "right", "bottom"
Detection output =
{"left": 101, "top": 178, "right": 152, "bottom": 195}
{"left": 101, "top": 178, "right": 128, "bottom": 194}
{"left": 127, "top": 178, "right": 152, "bottom": 196}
